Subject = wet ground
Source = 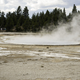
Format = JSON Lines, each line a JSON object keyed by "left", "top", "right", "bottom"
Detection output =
{"left": 0, "top": 33, "right": 80, "bottom": 80}
{"left": 0, "top": 44, "right": 80, "bottom": 80}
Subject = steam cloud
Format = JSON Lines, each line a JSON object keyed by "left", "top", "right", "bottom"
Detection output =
{"left": 50, "top": 14, "right": 80, "bottom": 42}
{"left": 4, "top": 14, "right": 80, "bottom": 45}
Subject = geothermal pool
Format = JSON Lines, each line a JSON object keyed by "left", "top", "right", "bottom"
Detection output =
{"left": 0, "top": 33, "right": 80, "bottom": 60}
{"left": 0, "top": 33, "right": 79, "bottom": 45}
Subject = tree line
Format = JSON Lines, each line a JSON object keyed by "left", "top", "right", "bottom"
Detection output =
{"left": 0, "top": 4, "right": 79, "bottom": 32}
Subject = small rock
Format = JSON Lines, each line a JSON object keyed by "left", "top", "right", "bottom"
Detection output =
{"left": 41, "top": 65, "right": 44, "bottom": 68}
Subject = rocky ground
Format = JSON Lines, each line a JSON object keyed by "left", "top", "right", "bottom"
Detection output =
{"left": 0, "top": 44, "right": 80, "bottom": 80}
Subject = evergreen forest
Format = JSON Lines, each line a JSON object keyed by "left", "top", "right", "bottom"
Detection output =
{"left": 0, "top": 4, "right": 79, "bottom": 32}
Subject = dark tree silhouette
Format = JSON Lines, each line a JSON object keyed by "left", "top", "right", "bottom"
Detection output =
{"left": 0, "top": 4, "right": 79, "bottom": 32}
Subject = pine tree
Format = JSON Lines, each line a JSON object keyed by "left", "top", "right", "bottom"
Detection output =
{"left": 16, "top": 6, "right": 22, "bottom": 20}
{"left": 39, "top": 12, "right": 45, "bottom": 28}
{"left": 5, "top": 17, "right": 14, "bottom": 31}
{"left": 57, "top": 9, "right": 63, "bottom": 22}
{"left": 6, "top": 12, "right": 11, "bottom": 18}
{"left": 67, "top": 13, "right": 72, "bottom": 21}
{"left": 72, "top": 4, "right": 77, "bottom": 14}
{"left": 0, "top": 12, "right": 6, "bottom": 28}
{"left": 45, "top": 10, "right": 50, "bottom": 23}
{"left": 23, "top": 6, "right": 29, "bottom": 19}
{"left": 11, "top": 12, "right": 17, "bottom": 26}
{"left": 22, "top": 17, "right": 30, "bottom": 32}
{"left": 62, "top": 8, "right": 67, "bottom": 22}
{"left": 53, "top": 8, "right": 59, "bottom": 25}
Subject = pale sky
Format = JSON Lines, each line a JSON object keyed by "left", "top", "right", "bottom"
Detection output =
{"left": 0, "top": 0, "right": 80, "bottom": 17}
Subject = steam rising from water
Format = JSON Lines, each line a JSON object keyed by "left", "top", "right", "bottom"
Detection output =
{"left": 52, "top": 15, "right": 80, "bottom": 42}
{"left": 4, "top": 15, "right": 80, "bottom": 45}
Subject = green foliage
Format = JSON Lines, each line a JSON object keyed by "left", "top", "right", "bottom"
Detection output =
{"left": 23, "top": 6, "right": 29, "bottom": 19}
{"left": 0, "top": 4, "right": 79, "bottom": 32}
{"left": 22, "top": 17, "right": 30, "bottom": 32}
{"left": 0, "top": 12, "right": 6, "bottom": 28}
{"left": 16, "top": 6, "right": 22, "bottom": 20}
{"left": 72, "top": 4, "right": 77, "bottom": 14}
{"left": 5, "top": 17, "right": 14, "bottom": 31}
{"left": 62, "top": 8, "right": 67, "bottom": 22}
